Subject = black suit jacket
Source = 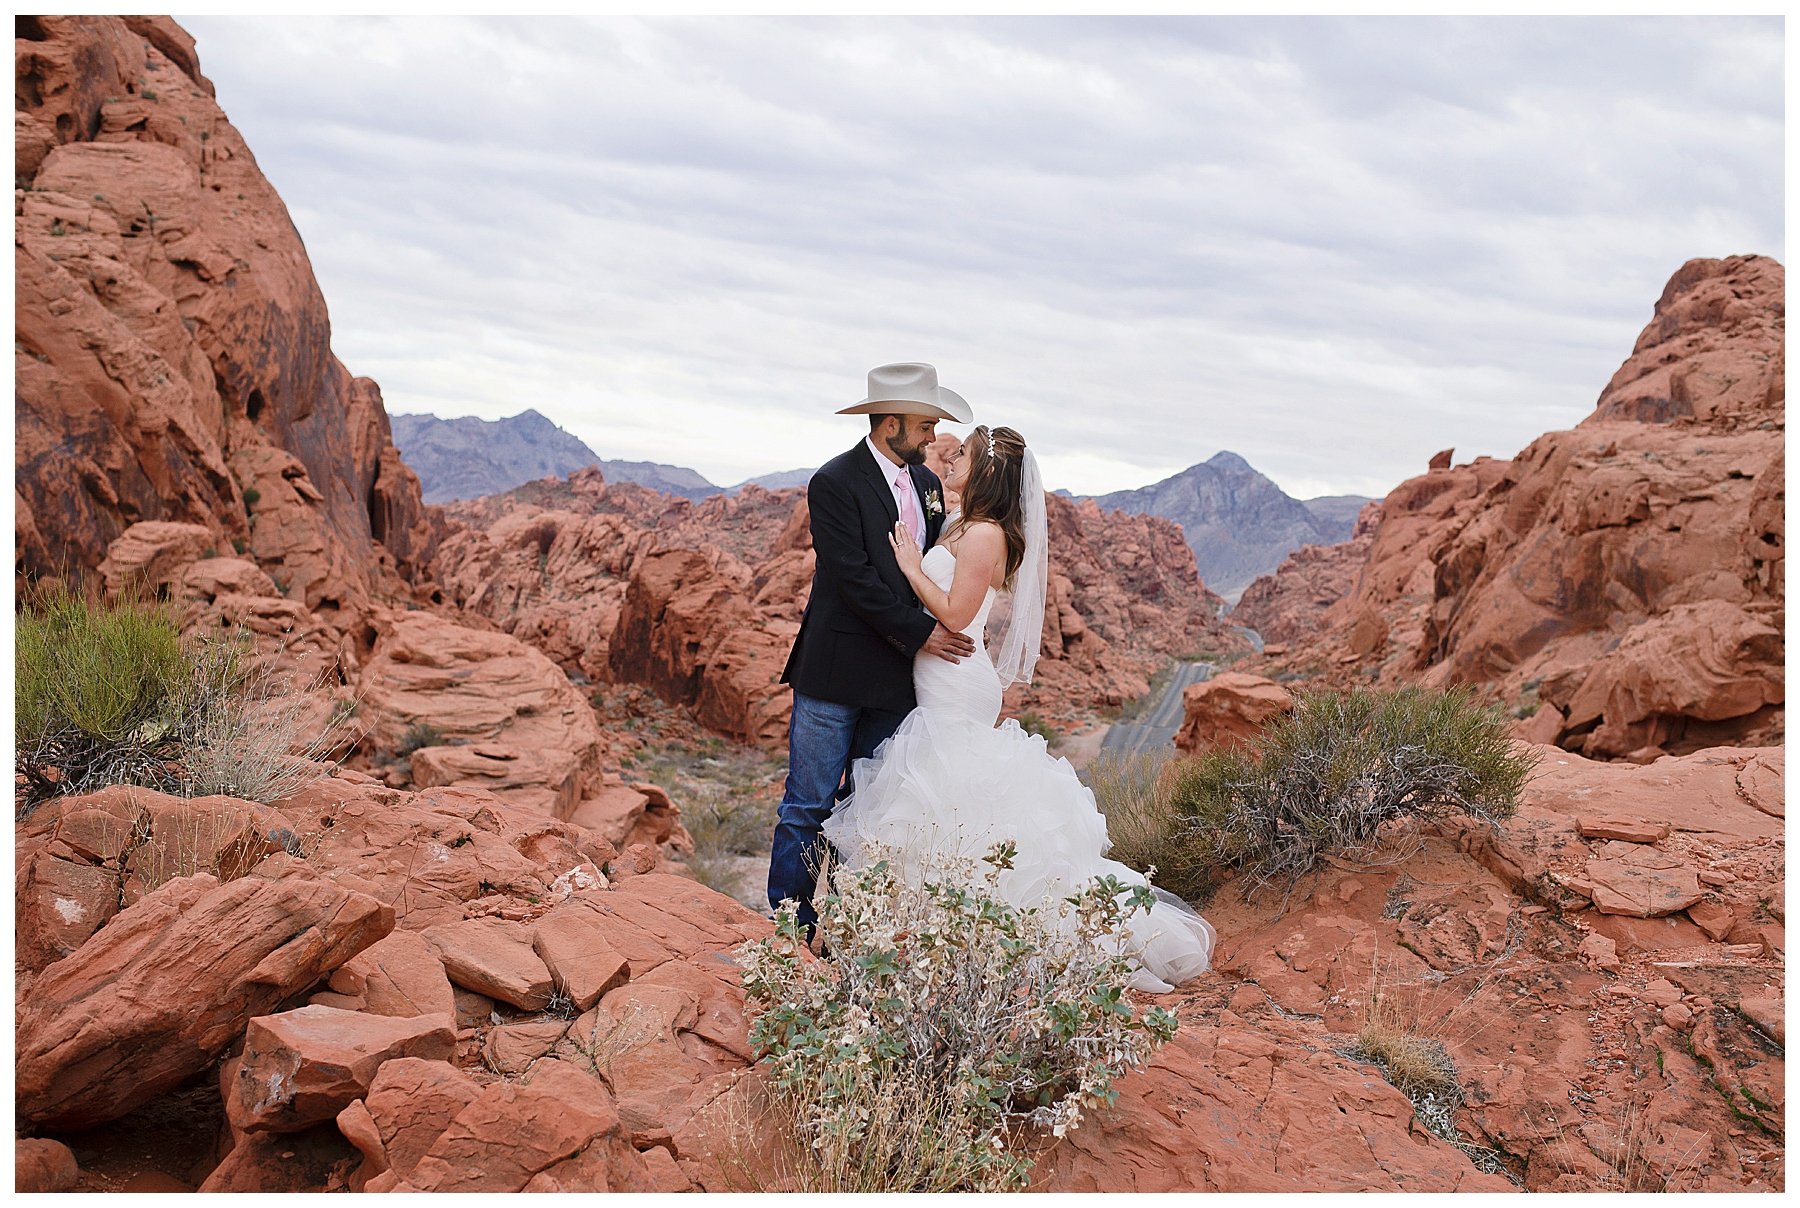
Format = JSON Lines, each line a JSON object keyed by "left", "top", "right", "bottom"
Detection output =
{"left": 781, "top": 442, "right": 946, "bottom": 713}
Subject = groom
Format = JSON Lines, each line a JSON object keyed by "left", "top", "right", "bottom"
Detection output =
{"left": 769, "top": 363, "right": 977, "bottom": 933}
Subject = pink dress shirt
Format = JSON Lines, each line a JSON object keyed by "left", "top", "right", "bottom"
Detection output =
{"left": 866, "top": 435, "right": 925, "bottom": 546}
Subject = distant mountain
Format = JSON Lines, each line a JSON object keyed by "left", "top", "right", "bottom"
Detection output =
{"left": 726, "top": 467, "right": 816, "bottom": 495}
{"left": 1087, "top": 452, "right": 1371, "bottom": 603}
{"left": 390, "top": 411, "right": 723, "bottom": 504}
{"left": 1301, "top": 494, "right": 1374, "bottom": 544}
{"left": 594, "top": 459, "right": 721, "bottom": 501}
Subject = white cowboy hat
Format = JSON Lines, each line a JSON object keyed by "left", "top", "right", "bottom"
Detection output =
{"left": 836, "top": 362, "right": 973, "bottom": 424}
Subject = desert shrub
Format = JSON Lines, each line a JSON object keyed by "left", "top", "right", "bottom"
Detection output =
{"left": 1015, "top": 710, "right": 1057, "bottom": 742}
{"left": 1080, "top": 746, "right": 1213, "bottom": 898}
{"left": 1339, "top": 953, "right": 1513, "bottom": 1181}
{"left": 628, "top": 739, "right": 785, "bottom": 903}
{"left": 173, "top": 635, "right": 357, "bottom": 802}
{"left": 395, "top": 721, "right": 444, "bottom": 757}
{"left": 1173, "top": 684, "right": 1540, "bottom": 903}
{"left": 16, "top": 584, "right": 190, "bottom": 806}
{"left": 737, "top": 843, "right": 1178, "bottom": 1192}
{"left": 1168, "top": 686, "right": 1533, "bottom": 904}
{"left": 16, "top": 583, "right": 349, "bottom": 813}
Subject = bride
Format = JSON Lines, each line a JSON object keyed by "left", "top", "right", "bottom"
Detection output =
{"left": 823, "top": 425, "right": 1215, "bottom": 992}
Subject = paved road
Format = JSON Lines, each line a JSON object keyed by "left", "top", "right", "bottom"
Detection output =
{"left": 1100, "top": 662, "right": 1213, "bottom": 753}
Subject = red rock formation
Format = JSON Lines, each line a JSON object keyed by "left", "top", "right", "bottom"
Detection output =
{"left": 15, "top": 15, "right": 437, "bottom": 620}
{"left": 1232, "top": 501, "right": 1380, "bottom": 646}
{"left": 1236, "top": 256, "right": 1783, "bottom": 760}
{"left": 1171, "top": 672, "right": 1294, "bottom": 756}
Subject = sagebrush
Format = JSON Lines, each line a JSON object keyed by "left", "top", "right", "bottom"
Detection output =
{"left": 736, "top": 842, "right": 1178, "bottom": 1192}
{"left": 1084, "top": 686, "right": 1533, "bottom": 905}
{"left": 1171, "top": 686, "right": 1533, "bottom": 903}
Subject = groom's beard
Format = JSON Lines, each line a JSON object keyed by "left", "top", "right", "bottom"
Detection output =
{"left": 884, "top": 431, "right": 930, "bottom": 466}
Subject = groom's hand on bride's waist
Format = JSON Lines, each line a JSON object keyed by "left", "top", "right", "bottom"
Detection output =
{"left": 922, "top": 624, "right": 976, "bottom": 663}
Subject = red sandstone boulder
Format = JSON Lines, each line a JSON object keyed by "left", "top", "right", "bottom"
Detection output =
{"left": 16, "top": 854, "right": 392, "bottom": 1130}
{"left": 1686, "top": 899, "right": 1736, "bottom": 941}
{"left": 410, "top": 743, "right": 584, "bottom": 819}
{"left": 279, "top": 780, "right": 553, "bottom": 929}
{"left": 196, "top": 1121, "right": 360, "bottom": 1193}
{"left": 553, "top": 982, "right": 744, "bottom": 1139}
{"left": 321, "top": 929, "right": 456, "bottom": 1018}
{"left": 226, "top": 1005, "right": 456, "bottom": 1133}
{"left": 356, "top": 609, "right": 611, "bottom": 814}
{"left": 404, "top": 1059, "right": 654, "bottom": 1192}
{"left": 1737, "top": 749, "right": 1784, "bottom": 817}
{"left": 363, "top": 1058, "right": 484, "bottom": 1182}
{"left": 96, "top": 520, "right": 214, "bottom": 598}
{"left": 1173, "top": 672, "right": 1294, "bottom": 755}
{"left": 335, "top": 1098, "right": 388, "bottom": 1191}
{"left": 483, "top": 1019, "right": 574, "bottom": 1075}
{"left": 121, "top": 793, "right": 295, "bottom": 905}
{"left": 179, "top": 554, "right": 281, "bottom": 602}
{"left": 1263, "top": 257, "right": 1783, "bottom": 762}
{"left": 1578, "top": 815, "right": 1671, "bottom": 843}
{"left": 1552, "top": 601, "right": 1783, "bottom": 759}
{"left": 1586, "top": 858, "right": 1705, "bottom": 918}
{"left": 1032, "top": 1020, "right": 1514, "bottom": 1192}
{"left": 15, "top": 1138, "right": 79, "bottom": 1193}
{"left": 15, "top": 844, "right": 120, "bottom": 973}
{"left": 15, "top": 17, "right": 435, "bottom": 606}
{"left": 533, "top": 904, "right": 632, "bottom": 1010}
{"left": 421, "top": 916, "right": 556, "bottom": 1009}
{"left": 568, "top": 781, "right": 691, "bottom": 854}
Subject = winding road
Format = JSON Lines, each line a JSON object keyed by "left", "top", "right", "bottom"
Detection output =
{"left": 1099, "top": 661, "right": 1213, "bottom": 753}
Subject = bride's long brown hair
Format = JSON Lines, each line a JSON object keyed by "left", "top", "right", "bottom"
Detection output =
{"left": 949, "top": 425, "right": 1029, "bottom": 590}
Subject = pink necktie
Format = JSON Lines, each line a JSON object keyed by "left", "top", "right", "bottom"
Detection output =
{"left": 896, "top": 469, "right": 923, "bottom": 546}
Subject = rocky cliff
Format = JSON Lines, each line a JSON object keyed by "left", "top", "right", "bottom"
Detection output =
{"left": 1090, "top": 451, "right": 1369, "bottom": 602}
{"left": 15, "top": 15, "right": 437, "bottom": 625}
{"left": 1234, "top": 255, "right": 1784, "bottom": 761}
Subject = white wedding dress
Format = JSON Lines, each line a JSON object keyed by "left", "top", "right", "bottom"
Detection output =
{"left": 824, "top": 543, "right": 1215, "bottom": 992}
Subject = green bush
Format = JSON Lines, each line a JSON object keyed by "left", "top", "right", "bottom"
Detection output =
{"left": 395, "top": 722, "right": 445, "bottom": 757}
{"left": 17, "top": 585, "right": 190, "bottom": 807}
{"left": 16, "top": 583, "right": 347, "bottom": 814}
{"left": 1170, "top": 686, "right": 1534, "bottom": 904}
{"left": 1083, "top": 687, "right": 1533, "bottom": 906}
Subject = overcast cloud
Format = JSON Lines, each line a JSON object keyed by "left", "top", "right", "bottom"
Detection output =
{"left": 177, "top": 16, "right": 1782, "bottom": 498}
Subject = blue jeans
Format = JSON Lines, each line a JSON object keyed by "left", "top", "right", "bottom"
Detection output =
{"left": 768, "top": 691, "right": 908, "bottom": 930}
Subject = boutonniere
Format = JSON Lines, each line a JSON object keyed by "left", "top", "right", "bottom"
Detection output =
{"left": 924, "top": 488, "right": 944, "bottom": 517}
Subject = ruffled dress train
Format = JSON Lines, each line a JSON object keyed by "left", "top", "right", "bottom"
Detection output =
{"left": 823, "top": 545, "right": 1214, "bottom": 992}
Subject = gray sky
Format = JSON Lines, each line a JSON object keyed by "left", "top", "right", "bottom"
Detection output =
{"left": 179, "top": 15, "right": 1783, "bottom": 498}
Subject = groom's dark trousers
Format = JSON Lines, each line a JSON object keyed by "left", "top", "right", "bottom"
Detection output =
{"left": 771, "top": 440, "right": 945, "bottom": 930}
